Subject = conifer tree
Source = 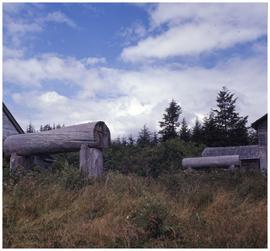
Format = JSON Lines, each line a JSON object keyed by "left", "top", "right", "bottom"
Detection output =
{"left": 248, "top": 128, "right": 258, "bottom": 145}
{"left": 191, "top": 118, "right": 204, "bottom": 144}
{"left": 137, "top": 125, "right": 152, "bottom": 147}
{"left": 42, "top": 124, "right": 52, "bottom": 131}
{"left": 202, "top": 112, "right": 219, "bottom": 146}
{"left": 159, "top": 99, "right": 182, "bottom": 142}
{"left": 210, "top": 86, "right": 249, "bottom": 146}
{"left": 121, "top": 137, "right": 127, "bottom": 146}
{"left": 179, "top": 118, "right": 191, "bottom": 142}
{"left": 151, "top": 132, "right": 159, "bottom": 145}
{"left": 26, "top": 123, "right": 35, "bottom": 133}
{"left": 128, "top": 134, "right": 135, "bottom": 145}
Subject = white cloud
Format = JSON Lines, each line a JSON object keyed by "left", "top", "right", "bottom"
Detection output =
{"left": 4, "top": 6, "right": 77, "bottom": 47}
{"left": 121, "top": 3, "right": 267, "bottom": 62}
{"left": 3, "top": 47, "right": 24, "bottom": 59}
{"left": 4, "top": 55, "right": 86, "bottom": 87}
{"left": 42, "top": 11, "right": 76, "bottom": 28}
{"left": 38, "top": 91, "right": 68, "bottom": 106}
{"left": 119, "top": 22, "right": 147, "bottom": 45}
{"left": 5, "top": 51, "right": 267, "bottom": 138}
{"left": 83, "top": 57, "right": 107, "bottom": 66}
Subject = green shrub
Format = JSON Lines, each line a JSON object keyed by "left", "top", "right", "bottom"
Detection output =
{"left": 104, "top": 139, "right": 204, "bottom": 177}
{"left": 128, "top": 194, "right": 181, "bottom": 241}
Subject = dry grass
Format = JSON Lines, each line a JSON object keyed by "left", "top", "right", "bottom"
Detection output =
{"left": 3, "top": 168, "right": 267, "bottom": 248}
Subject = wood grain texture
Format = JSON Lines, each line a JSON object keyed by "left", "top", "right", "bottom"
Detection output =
{"left": 10, "top": 153, "right": 34, "bottom": 172}
{"left": 80, "top": 145, "right": 103, "bottom": 177}
{"left": 4, "top": 121, "right": 110, "bottom": 156}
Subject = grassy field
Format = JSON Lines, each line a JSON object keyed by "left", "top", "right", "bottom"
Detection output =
{"left": 3, "top": 164, "right": 267, "bottom": 248}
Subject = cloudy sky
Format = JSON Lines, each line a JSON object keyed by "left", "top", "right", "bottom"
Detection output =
{"left": 3, "top": 3, "right": 267, "bottom": 138}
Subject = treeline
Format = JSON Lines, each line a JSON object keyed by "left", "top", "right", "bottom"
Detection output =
{"left": 113, "top": 86, "right": 257, "bottom": 148}
{"left": 25, "top": 86, "right": 257, "bottom": 147}
{"left": 26, "top": 123, "right": 65, "bottom": 133}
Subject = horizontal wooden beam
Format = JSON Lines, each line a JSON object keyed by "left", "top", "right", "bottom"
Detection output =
{"left": 4, "top": 121, "right": 110, "bottom": 156}
{"left": 182, "top": 155, "right": 240, "bottom": 169}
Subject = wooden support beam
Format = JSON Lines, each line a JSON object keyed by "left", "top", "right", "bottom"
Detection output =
{"left": 10, "top": 153, "right": 34, "bottom": 172}
{"left": 80, "top": 145, "right": 103, "bottom": 178}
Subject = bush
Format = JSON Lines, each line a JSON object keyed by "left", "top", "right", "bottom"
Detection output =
{"left": 128, "top": 194, "right": 180, "bottom": 240}
{"left": 104, "top": 139, "right": 204, "bottom": 177}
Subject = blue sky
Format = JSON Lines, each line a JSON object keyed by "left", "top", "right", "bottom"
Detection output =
{"left": 3, "top": 3, "right": 267, "bottom": 138}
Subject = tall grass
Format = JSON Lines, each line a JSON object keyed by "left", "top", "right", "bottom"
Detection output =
{"left": 3, "top": 165, "right": 267, "bottom": 248}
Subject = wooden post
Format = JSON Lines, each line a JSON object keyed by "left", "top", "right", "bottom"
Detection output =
{"left": 10, "top": 152, "right": 34, "bottom": 172}
{"left": 80, "top": 144, "right": 104, "bottom": 178}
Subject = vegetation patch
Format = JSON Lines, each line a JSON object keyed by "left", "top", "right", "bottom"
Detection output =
{"left": 3, "top": 162, "right": 267, "bottom": 248}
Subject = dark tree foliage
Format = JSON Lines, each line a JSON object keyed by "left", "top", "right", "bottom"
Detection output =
{"left": 26, "top": 123, "right": 35, "bottom": 133}
{"left": 40, "top": 124, "right": 52, "bottom": 131}
{"left": 151, "top": 132, "right": 159, "bottom": 145}
{"left": 113, "top": 137, "right": 122, "bottom": 146}
{"left": 191, "top": 118, "right": 204, "bottom": 144}
{"left": 128, "top": 134, "right": 135, "bottom": 146}
{"left": 202, "top": 112, "right": 220, "bottom": 146}
{"left": 179, "top": 118, "right": 191, "bottom": 142}
{"left": 206, "top": 86, "right": 249, "bottom": 146}
{"left": 159, "top": 100, "right": 182, "bottom": 142}
{"left": 248, "top": 128, "right": 258, "bottom": 145}
{"left": 40, "top": 123, "right": 63, "bottom": 132}
{"left": 137, "top": 125, "right": 152, "bottom": 147}
{"left": 121, "top": 137, "right": 128, "bottom": 146}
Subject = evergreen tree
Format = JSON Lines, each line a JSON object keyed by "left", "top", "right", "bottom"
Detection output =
{"left": 112, "top": 137, "right": 122, "bottom": 146}
{"left": 42, "top": 124, "right": 52, "bottom": 131}
{"left": 128, "top": 134, "right": 135, "bottom": 145}
{"left": 151, "top": 132, "right": 159, "bottom": 145}
{"left": 248, "top": 128, "right": 258, "bottom": 145}
{"left": 121, "top": 137, "right": 127, "bottom": 146}
{"left": 202, "top": 112, "right": 219, "bottom": 146}
{"left": 179, "top": 118, "right": 191, "bottom": 142}
{"left": 159, "top": 99, "right": 182, "bottom": 142}
{"left": 191, "top": 118, "right": 204, "bottom": 144}
{"left": 211, "top": 86, "right": 249, "bottom": 146}
{"left": 137, "top": 125, "right": 152, "bottom": 147}
{"left": 26, "top": 123, "right": 35, "bottom": 133}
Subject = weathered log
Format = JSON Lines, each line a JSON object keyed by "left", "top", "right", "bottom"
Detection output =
{"left": 4, "top": 121, "right": 110, "bottom": 156}
{"left": 182, "top": 155, "right": 240, "bottom": 169}
{"left": 80, "top": 144, "right": 103, "bottom": 177}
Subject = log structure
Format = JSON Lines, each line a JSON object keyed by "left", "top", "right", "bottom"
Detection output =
{"left": 4, "top": 121, "right": 111, "bottom": 178}
{"left": 182, "top": 155, "right": 240, "bottom": 170}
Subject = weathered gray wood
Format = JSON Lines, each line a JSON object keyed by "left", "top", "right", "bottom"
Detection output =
{"left": 80, "top": 145, "right": 103, "bottom": 177}
{"left": 259, "top": 147, "right": 267, "bottom": 175}
{"left": 3, "top": 111, "right": 21, "bottom": 141}
{"left": 10, "top": 153, "right": 34, "bottom": 172}
{"left": 182, "top": 155, "right": 240, "bottom": 169}
{"left": 4, "top": 121, "right": 110, "bottom": 156}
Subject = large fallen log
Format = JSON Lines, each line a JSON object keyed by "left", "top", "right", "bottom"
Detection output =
{"left": 182, "top": 155, "right": 240, "bottom": 169}
{"left": 4, "top": 121, "right": 110, "bottom": 156}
